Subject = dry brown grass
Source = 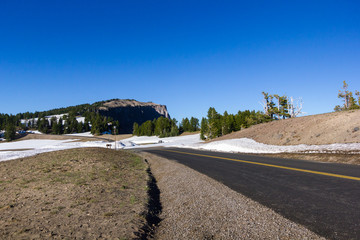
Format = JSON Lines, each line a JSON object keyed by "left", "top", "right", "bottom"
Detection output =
{"left": 180, "top": 131, "right": 200, "bottom": 136}
{"left": 0, "top": 148, "right": 148, "bottom": 239}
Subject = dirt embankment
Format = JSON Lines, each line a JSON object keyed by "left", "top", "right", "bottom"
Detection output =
{"left": 0, "top": 148, "right": 148, "bottom": 239}
{"left": 215, "top": 110, "right": 360, "bottom": 146}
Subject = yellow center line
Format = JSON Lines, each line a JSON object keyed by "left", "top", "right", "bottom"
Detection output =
{"left": 163, "top": 149, "right": 360, "bottom": 181}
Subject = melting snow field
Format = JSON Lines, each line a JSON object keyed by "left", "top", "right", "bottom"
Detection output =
{"left": 1, "top": 133, "right": 359, "bottom": 162}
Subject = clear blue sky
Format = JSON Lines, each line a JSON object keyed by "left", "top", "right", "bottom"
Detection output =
{"left": 1, "top": 0, "right": 359, "bottom": 121}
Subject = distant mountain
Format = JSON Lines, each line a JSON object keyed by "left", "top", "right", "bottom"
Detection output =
{"left": 13, "top": 99, "right": 171, "bottom": 134}
{"left": 97, "top": 99, "right": 170, "bottom": 134}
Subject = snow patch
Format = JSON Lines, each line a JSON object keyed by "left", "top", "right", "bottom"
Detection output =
{"left": 1, "top": 133, "right": 359, "bottom": 162}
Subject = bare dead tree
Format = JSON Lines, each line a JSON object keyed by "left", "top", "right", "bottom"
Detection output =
{"left": 338, "top": 81, "right": 350, "bottom": 109}
{"left": 287, "top": 97, "right": 304, "bottom": 118}
{"left": 260, "top": 92, "right": 270, "bottom": 116}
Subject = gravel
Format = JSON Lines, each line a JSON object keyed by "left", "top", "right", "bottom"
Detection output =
{"left": 140, "top": 152, "right": 325, "bottom": 240}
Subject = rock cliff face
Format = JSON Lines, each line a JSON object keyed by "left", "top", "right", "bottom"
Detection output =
{"left": 98, "top": 99, "right": 170, "bottom": 134}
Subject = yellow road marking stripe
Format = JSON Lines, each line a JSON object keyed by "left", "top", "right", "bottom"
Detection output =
{"left": 163, "top": 149, "right": 360, "bottom": 181}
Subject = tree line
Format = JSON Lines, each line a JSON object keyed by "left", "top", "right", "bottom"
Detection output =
{"left": 0, "top": 111, "right": 119, "bottom": 141}
{"left": 261, "top": 92, "right": 303, "bottom": 119}
{"left": 133, "top": 117, "right": 180, "bottom": 137}
{"left": 200, "top": 108, "right": 271, "bottom": 140}
{"left": 132, "top": 116, "right": 200, "bottom": 138}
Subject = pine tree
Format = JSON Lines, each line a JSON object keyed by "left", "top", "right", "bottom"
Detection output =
{"left": 200, "top": 117, "right": 208, "bottom": 140}
{"left": 58, "top": 117, "right": 64, "bottom": 134}
{"left": 190, "top": 117, "right": 199, "bottom": 132}
{"left": 180, "top": 118, "right": 191, "bottom": 132}
{"left": 222, "top": 111, "right": 231, "bottom": 135}
{"left": 133, "top": 122, "right": 139, "bottom": 135}
{"left": 207, "top": 107, "right": 221, "bottom": 139}
{"left": 77, "top": 122, "right": 83, "bottom": 133}
{"left": 5, "top": 121, "right": 16, "bottom": 141}
{"left": 84, "top": 121, "right": 90, "bottom": 132}
{"left": 113, "top": 121, "right": 120, "bottom": 135}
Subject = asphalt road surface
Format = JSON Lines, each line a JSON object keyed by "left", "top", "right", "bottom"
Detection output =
{"left": 143, "top": 147, "right": 360, "bottom": 240}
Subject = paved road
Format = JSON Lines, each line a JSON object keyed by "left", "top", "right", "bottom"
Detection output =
{"left": 143, "top": 147, "right": 360, "bottom": 240}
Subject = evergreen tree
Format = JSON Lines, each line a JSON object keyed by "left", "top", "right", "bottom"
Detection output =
{"left": 38, "top": 117, "right": 49, "bottom": 133}
{"left": 133, "top": 122, "right": 139, "bottom": 135}
{"left": 5, "top": 120, "right": 16, "bottom": 141}
{"left": 77, "top": 122, "right": 83, "bottom": 133}
{"left": 113, "top": 120, "right": 120, "bottom": 135}
{"left": 200, "top": 117, "right": 208, "bottom": 140}
{"left": 84, "top": 121, "right": 90, "bottom": 132}
{"left": 190, "top": 117, "right": 199, "bottom": 132}
{"left": 221, "top": 111, "right": 231, "bottom": 135}
{"left": 207, "top": 107, "right": 221, "bottom": 139}
{"left": 58, "top": 117, "right": 64, "bottom": 134}
{"left": 181, "top": 118, "right": 192, "bottom": 132}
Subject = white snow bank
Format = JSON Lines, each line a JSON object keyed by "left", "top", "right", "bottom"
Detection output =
{"left": 120, "top": 134, "right": 203, "bottom": 148}
{"left": 76, "top": 116, "right": 85, "bottom": 123}
{"left": 0, "top": 139, "right": 74, "bottom": 150}
{"left": 193, "top": 138, "right": 360, "bottom": 154}
{"left": 1, "top": 133, "right": 359, "bottom": 162}
{"left": 26, "top": 130, "right": 43, "bottom": 134}
{"left": 120, "top": 134, "right": 360, "bottom": 154}
{"left": 0, "top": 139, "right": 115, "bottom": 162}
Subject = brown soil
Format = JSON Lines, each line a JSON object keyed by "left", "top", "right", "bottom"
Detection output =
{"left": 0, "top": 148, "right": 148, "bottom": 239}
{"left": 95, "top": 134, "right": 133, "bottom": 141}
{"left": 0, "top": 149, "right": 33, "bottom": 152}
{"left": 180, "top": 131, "right": 200, "bottom": 136}
{"left": 214, "top": 109, "right": 360, "bottom": 146}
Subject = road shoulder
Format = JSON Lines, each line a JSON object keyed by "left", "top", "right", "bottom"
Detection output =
{"left": 140, "top": 152, "right": 324, "bottom": 239}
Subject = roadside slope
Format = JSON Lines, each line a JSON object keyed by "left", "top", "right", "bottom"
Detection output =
{"left": 215, "top": 110, "right": 360, "bottom": 145}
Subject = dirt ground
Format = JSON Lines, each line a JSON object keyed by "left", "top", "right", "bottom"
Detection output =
{"left": 215, "top": 109, "right": 360, "bottom": 146}
{"left": 0, "top": 148, "right": 148, "bottom": 239}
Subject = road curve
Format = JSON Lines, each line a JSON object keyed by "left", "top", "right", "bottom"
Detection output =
{"left": 142, "top": 147, "right": 360, "bottom": 240}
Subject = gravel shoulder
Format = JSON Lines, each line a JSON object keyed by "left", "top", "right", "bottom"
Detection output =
{"left": 140, "top": 152, "right": 325, "bottom": 240}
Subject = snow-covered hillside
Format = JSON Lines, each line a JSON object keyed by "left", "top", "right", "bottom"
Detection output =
{"left": 21, "top": 114, "right": 85, "bottom": 126}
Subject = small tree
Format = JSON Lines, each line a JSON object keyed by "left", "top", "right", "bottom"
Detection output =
{"left": 338, "top": 81, "right": 351, "bottom": 109}
{"left": 133, "top": 122, "right": 139, "bottom": 135}
{"left": 200, "top": 117, "right": 208, "bottom": 140}
{"left": 190, "top": 117, "right": 199, "bottom": 132}
{"left": 207, "top": 107, "right": 221, "bottom": 139}
{"left": 335, "top": 81, "right": 359, "bottom": 111}
{"left": 5, "top": 122, "right": 16, "bottom": 141}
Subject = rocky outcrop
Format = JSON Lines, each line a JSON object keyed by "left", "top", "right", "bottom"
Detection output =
{"left": 98, "top": 99, "right": 170, "bottom": 134}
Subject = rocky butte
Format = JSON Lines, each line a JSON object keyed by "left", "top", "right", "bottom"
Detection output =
{"left": 97, "top": 99, "right": 170, "bottom": 134}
